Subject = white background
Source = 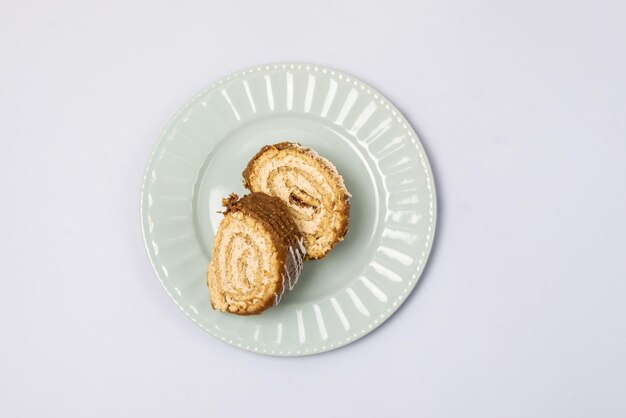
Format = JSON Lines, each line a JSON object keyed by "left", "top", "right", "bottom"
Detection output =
{"left": 1, "top": 1, "right": 625, "bottom": 417}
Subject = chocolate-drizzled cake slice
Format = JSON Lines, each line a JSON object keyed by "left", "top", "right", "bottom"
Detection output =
{"left": 243, "top": 142, "right": 350, "bottom": 259}
{"left": 207, "top": 193, "right": 305, "bottom": 315}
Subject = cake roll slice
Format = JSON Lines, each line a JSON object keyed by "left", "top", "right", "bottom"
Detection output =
{"left": 243, "top": 142, "right": 350, "bottom": 259}
{"left": 207, "top": 193, "right": 306, "bottom": 315}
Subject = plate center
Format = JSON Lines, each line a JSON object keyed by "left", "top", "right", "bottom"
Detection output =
{"left": 193, "top": 114, "right": 385, "bottom": 303}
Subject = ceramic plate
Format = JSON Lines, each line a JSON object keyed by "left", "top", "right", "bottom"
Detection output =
{"left": 140, "top": 63, "right": 437, "bottom": 356}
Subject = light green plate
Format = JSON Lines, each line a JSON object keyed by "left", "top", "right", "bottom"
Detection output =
{"left": 140, "top": 63, "right": 437, "bottom": 356}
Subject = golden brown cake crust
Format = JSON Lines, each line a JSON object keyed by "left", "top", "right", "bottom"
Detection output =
{"left": 207, "top": 193, "right": 304, "bottom": 315}
{"left": 222, "top": 192, "right": 303, "bottom": 263}
{"left": 243, "top": 142, "right": 350, "bottom": 259}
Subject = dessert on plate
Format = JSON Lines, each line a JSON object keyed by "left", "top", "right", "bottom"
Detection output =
{"left": 243, "top": 142, "right": 350, "bottom": 259}
{"left": 206, "top": 193, "right": 305, "bottom": 315}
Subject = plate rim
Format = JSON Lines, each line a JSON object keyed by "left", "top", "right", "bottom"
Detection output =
{"left": 140, "top": 62, "right": 438, "bottom": 356}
